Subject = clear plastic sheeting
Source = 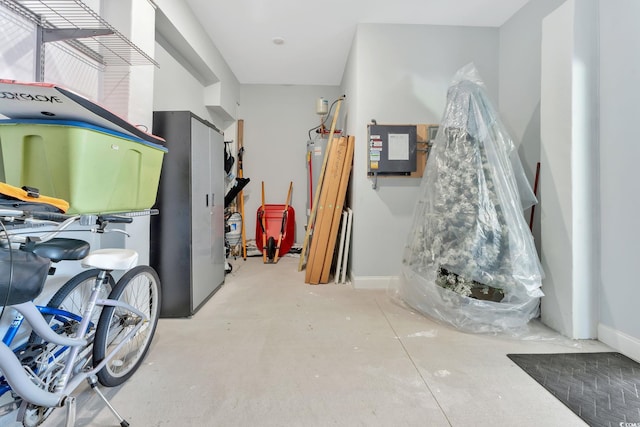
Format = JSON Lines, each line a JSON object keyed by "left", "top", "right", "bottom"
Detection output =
{"left": 395, "top": 63, "right": 543, "bottom": 335}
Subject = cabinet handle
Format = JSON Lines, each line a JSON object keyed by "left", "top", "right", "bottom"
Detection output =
{"left": 211, "top": 193, "right": 214, "bottom": 206}
{"left": 206, "top": 194, "right": 209, "bottom": 206}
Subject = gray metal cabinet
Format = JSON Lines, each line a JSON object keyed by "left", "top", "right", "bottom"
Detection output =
{"left": 151, "top": 111, "right": 225, "bottom": 317}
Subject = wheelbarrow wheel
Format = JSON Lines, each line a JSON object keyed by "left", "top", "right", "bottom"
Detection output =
{"left": 267, "top": 236, "right": 276, "bottom": 261}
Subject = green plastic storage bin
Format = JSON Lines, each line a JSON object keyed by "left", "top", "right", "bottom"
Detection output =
{"left": 0, "top": 119, "right": 167, "bottom": 214}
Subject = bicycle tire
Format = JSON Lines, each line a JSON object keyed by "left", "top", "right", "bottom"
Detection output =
{"left": 93, "top": 265, "right": 161, "bottom": 387}
{"left": 28, "top": 269, "right": 114, "bottom": 344}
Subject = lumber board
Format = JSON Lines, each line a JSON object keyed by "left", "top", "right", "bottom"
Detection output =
{"left": 298, "top": 97, "right": 344, "bottom": 271}
{"left": 304, "top": 137, "right": 340, "bottom": 282}
{"left": 319, "top": 135, "right": 354, "bottom": 283}
{"left": 305, "top": 136, "right": 346, "bottom": 283}
{"left": 305, "top": 136, "right": 348, "bottom": 284}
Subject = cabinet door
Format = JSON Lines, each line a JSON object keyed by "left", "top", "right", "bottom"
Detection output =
{"left": 209, "top": 127, "right": 225, "bottom": 287}
{"left": 190, "top": 118, "right": 214, "bottom": 309}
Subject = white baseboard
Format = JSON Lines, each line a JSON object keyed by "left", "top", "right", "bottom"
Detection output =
{"left": 598, "top": 323, "right": 640, "bottom": 363}
{"left": 350, "top": 275, "right": 400, "bottom": 290}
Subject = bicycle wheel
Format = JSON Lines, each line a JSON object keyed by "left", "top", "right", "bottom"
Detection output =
{"left": 28, "top": 269, "right": 114, "bottom": 343}
{"left": 93, "top": 265, "right": 161, "bottom": 387}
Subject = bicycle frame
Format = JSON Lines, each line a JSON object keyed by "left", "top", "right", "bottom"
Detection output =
{"left": 0, "top": 274, "right": 149, "bottom": 408}
{"left": 1, "top": 306, "right": 83, "bottom": 347}
{"left": 0, "top": 305, "right": 84, "bottom": 397}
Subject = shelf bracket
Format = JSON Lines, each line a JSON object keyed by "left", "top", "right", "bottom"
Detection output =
{"left": 35, "top": 26, "right": 113, "bottom": 81}
{"left": 41, "top": 27, "right": 114, "bottom": 43}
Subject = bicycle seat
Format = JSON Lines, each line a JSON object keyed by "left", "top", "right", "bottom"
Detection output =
{"left": 30, "top": 238, "right": 90, "bottom": 262}
{"left": 82, "top": 248, "right": 139, "bottom": 271}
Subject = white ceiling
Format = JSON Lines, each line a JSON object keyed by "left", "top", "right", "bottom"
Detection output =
{"left": 183, "top": 0, "right": 531, "bottom": 86}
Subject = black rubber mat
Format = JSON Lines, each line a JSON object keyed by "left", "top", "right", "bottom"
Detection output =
{"left": 507, "top": 352, "right": 640, "bottom": 427}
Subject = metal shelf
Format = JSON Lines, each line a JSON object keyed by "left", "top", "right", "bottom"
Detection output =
{"left": 0, "top": 0, "right": 158, "bottom": 76}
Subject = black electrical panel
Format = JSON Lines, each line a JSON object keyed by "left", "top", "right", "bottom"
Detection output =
{"left": 367, "top": 124, "right": 417, "bottom": 175}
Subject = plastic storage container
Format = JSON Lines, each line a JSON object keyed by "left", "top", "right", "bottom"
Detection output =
{"left": 0, "top": 119, "right": 167, "bottom": 214}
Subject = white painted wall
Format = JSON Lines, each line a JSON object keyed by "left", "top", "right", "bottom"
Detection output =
{"left": 153, "top": 42, "right": 211, "bottom": 122}
{"left": 571, "top": 0, "right": 599, "bottom": 340}
{"left": 151, "top": 0, "right": 242, "bottom": 159}
{"left": 540, "top": 0, "right": 599, "bottom": 339}
{"left": 598, "top": 0, "right": 640, "bottom": 361}
{"left": 42, "top": 44, "right": 101, "bottom": 100}
{"left": 341, "top": 23, "right": 499, "bottom": 288}
{"left": 540, "top": 1, "right": 576, "bottom": 337}
{"left": 152, "top": 40, "right": 233, "bottom": 130}
{"left": 153, "top": 0, "right": 239, "bottom": 122}
{"left": 238, "top": 84, "right": 342, "bottom": 245}
{"left": 498, "top": 0, "right": 565, "bottom": 248}
{"left": 0, "top": 6, "right": 34, "bottom": 81}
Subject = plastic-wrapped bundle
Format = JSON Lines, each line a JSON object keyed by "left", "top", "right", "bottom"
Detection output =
{"left": 397, "top": 63, "right": 543, "bottom": 334}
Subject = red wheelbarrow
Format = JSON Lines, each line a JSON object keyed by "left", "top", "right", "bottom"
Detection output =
{"left": 256, "top": 182, "right": 294, "bottom": 263}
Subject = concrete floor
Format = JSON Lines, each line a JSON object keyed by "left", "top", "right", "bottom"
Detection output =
{"left": 5, "top": 255, "right": 611, "bottom": 426}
